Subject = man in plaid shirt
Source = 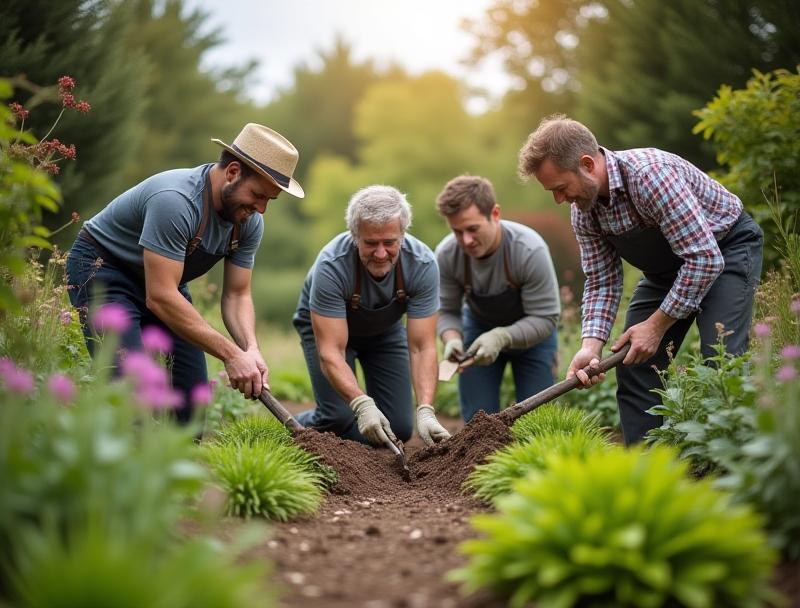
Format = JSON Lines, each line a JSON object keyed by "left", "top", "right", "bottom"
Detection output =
{"left": 518, "top": 115, "right": 764, "bottom": 444}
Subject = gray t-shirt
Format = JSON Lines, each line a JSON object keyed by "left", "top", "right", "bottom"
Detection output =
{"left": 295, "top": 232, "right": 439, "bottom": 325}
{"left": 83, "top": 164, "right": 263, "bottom": 271}
{"left": 435, "top": 220, "right": 560, "bottom": 348}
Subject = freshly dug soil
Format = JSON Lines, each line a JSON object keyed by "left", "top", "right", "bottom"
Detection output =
{"left": 245, "top": 406, "right": 800, "bottom": 607}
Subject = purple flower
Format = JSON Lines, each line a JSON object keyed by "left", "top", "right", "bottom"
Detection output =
{"left": 781, "top": 345, "right": 800, "bottom": 361}
{"left": 4, "top": 366, "right": 35, "bottom": 395}
{"left": 92, "top": 303, "right": 131, "bottom": 334}
{"left": 121, "top": 352, "right": 169, "bottom": 388}
{"left": 792, "top": 298, "right": 800, "bottom": 316}
{"left": 136, "top": 385, "right": 182, "bottom": 410}
{"left": 59, "top": 309, "right": 73, "bottom": 326}
{"left": 190, "top": 382, "right": 213, "bottom": 407}
{"left": 0, "top": 357, "right": 16, "bottom": 380}
{"left": 47, "top": 374, "right": 76, "bottom": 403}
{"left": 753, "top": 322, "right": 771, "bottom": 338}
{"left": 776, "top": 365, "right": 797, "bottom": 383}
{"left": 141, "top": 326, "right": 173, "bottom": 355}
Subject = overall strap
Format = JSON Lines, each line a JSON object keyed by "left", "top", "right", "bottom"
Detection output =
{"left": 228, "top": 223, "right": 240, "bottom": 254}
{"left": 187, "top": 172, "right": 212, "bottom": 256}
{"left": 349, "top": 247, "right": 406, "bottom": 310}
{"left": 394, "top": 254, "right": 406, "bottom": 302}
{"left": 350, "top": 247, "right": 362, "bottom": 310}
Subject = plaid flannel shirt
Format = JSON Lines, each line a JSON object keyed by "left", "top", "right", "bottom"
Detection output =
{"left": 574, "top": 148, "right": 742, "bottom": 342}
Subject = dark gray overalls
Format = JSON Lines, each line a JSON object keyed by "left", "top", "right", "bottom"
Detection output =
{"left": 67, "top": 170, "right": 240, "bottom": 423}
{"left": 607, "top": 166, "right": 763, "bottom": 444}
{"left": 294, "top": 248, "right": 414, "bottom": 443}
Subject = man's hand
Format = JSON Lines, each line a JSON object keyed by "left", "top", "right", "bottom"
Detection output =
{"left": 416, "top": 405, "right": 451, "bottom": 446}
{"left": 612, "top": 310, "right": 675, "bottom": 365}
{"left": 567, "top": 338, "right": 605, "bottom": 388}
{"left": 443, "top": 338, "right": 464, "bottom": 362}
{"left": 225, "top": 348, "right": 269, "bottom": 398}
{"left": 349, "top": 395, "right": 397, "bottom": 446}
{"left": 465, "top": 327, "right": 512, "bottom": 365}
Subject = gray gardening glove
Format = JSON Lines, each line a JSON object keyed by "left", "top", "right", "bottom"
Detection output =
{"left": 349, "top": 395, "right": 397, "bottom": 446}
{"left": 443, "top": 337, "right": 465, "bottom": 362}
{"left": 416, "top": 405, "right": 451, "bottom": 446}
{"left": 466, "top": 327, "right": 512, "bottom": 365}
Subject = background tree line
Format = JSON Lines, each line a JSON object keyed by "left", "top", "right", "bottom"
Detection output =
{"left": 2, "top": 0, "right": 798, "bottom": 327}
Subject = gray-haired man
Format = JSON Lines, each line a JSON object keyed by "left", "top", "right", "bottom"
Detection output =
{"left": 293, "top": 185, "right": 450, "bottom": 447}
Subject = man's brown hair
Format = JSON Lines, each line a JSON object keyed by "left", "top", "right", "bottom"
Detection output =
{"left": 435, "top": 175, "right": 497, "bottom": 219}
{"left": 518, "top": 114, "right": 599, "bottom": 179}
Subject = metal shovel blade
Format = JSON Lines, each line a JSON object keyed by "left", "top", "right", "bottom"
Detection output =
{"left": 384, "top": 438, "right": 411, "bottom": 481}
{"left": 438, "top": 359, "right": 460, "bottom": 382}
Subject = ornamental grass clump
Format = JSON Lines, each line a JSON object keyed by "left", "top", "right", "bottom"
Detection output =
{"left": 510, "top": 403, "right": 605, "bottom": 443}
{"left": 210, "top": 414, "right": 337, "bottom": 489}
{"left": 452, "top": 446, "right": 778, "bottom": 608}
{"left": 204, "top": 441, "right": 324, "bottom": 521}
{"left": 463, "top": 429, "right": 610, "bottom": 503}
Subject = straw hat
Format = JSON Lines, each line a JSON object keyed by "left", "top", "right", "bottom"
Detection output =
{"left": 211, "top": 123, "right": 304, "bottom": 198}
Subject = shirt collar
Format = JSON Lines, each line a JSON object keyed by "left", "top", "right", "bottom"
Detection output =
{"left": 602, "top": 147, "right": 625, "bottom": 193}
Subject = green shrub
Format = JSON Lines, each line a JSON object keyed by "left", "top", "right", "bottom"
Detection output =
{"left": 510, "top": 403, "right": 604, "bottom": 443}
{"left": 269, "top": 368, "right": 313, "bottom": 402}
{"left": 452, "top": 446, "right": 778, "bottom": 608}
{"left": 210, "top": 414, "right": 337, "bottom": 489}
{"left": 463, "top": 430, "right": 610, "bottom": 503}
{"left": 203, "top": 441, "right": 324, "bottom": 520}
{"left": 646, "top": 340, "right": 757, "bottom": 476}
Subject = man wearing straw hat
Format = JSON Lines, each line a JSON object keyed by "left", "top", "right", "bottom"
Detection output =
{"left": 292, "top": 185, "right": 451, "bottom": 447}
{"left": 66, "top": 123, "right": 304, "bottom": 422}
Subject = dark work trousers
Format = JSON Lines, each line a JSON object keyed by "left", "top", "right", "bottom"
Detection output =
{"left": 293, "top": 319, "right": 413, "bottom": 443}
{"left": 616, "top": 214, "right": 763, "bottom": 444}
{"left": 460, "top": 307, "right": 558, "bottom": 422}
{"left": 65, "top": 234, "right": 207, "bottom": 423}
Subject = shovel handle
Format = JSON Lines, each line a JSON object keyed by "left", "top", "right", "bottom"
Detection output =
{"left": 258, "top": 388, "right": 304, "bottom": 433}
{"left": 499, "top": 344, "right": 630, "bottom": 424}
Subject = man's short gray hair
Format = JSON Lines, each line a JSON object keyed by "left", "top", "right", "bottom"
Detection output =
{"left": 346, "top": 185, "right": 413, "bottom": 237}
{"left": 518, "top": 114, "right": 599, "bottom": 179}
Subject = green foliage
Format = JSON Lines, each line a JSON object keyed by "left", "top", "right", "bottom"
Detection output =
{"left": 754, "top": 269, "right": 800, "bottom": 353}
{"left": 464, "top": 429, "right": 610, "bottom": 503}
{"left": 203, "top": 441, "right": 324, "bottom": 521}
{"left": 269, "top": 368, "right": 313, "bottom": 403}
{"left": 248, "top": 267, "right": 306, "bottom": 328}
{"left": 646, "top": 340, "right": 758, "bottom": 476}
{"left": 510, "top": 403, "right": 604, "bottom": 442}
{"left": 7, "top": 522, "right": 270, "bottom": 608}
{"left": 452, "top": 446, "right": 778, "bottom": 608}
{"left": 694, "top": 67, "right": 800, "bottom": 268}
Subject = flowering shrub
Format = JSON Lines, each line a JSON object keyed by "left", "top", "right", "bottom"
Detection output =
{"left": 452, "top": 446, "right": 778, "bottom": 608}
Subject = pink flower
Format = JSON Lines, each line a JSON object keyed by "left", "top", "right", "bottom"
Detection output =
{"left": 753, "top": 322, "right": 771, "bottom": 338}
{"left": 4, "top": 367, "right": 35, "bottom": 395}
{"left": 59, "top": 309, "right": 73, "bottom": 326}
{"left": 58, "top": 75, "right": 76, "bottom": 91}
{"left": 92, "top": 303, "right": 131, "bottom": 334}
{"left": 776, "top": 365, "right": 797, "bottom": 383}
{"left": 141, "top": 326, "right": 173, "bottom": 355}
{"left": 121, "top": 351, "right": 168, "bottom": 388}
{"left": 781, "top": 345, "right": 800, "bottom": 361}
{"left": 792, "top": 298, "right": 800, "bottom": 316}
{"left": 47, "top": 374, "right": 76, "bottom": 404}
{"left": 190, "top": 382, "right": 213, "bottom": 407}
{"left": 136, "top": 385, "right": 182, "bottom": 410}
{"left": 0, "top": 357, "right": 16, "bottom": 379}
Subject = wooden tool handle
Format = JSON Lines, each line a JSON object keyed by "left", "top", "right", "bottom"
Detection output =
{"left": 499, "top": 344, "right": 630, "bottom": 424}
{"left": 258, "top": 388, "right": 304, "bottom": 433}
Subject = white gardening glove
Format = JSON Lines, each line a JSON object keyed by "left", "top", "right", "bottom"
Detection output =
{"left": 443, "top": 337, "right": 465, "bottom": 362}
{"left": 416, "top": 405, "right": 451, "bottom": 446}
{"left": 349, "top": 395, "right": 397, "bottom": 446}
{"left": 466, "top": 327, "right": 512, "bottom": 365}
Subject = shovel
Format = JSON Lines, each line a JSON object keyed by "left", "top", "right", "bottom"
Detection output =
{"left": 438, "top": 354, "right": 475, "bottom": 382}
{"left": 498, "top": 344, "right": 631, "bottom": 425}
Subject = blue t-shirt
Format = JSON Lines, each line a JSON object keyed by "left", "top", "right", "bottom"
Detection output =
{"left": 83, "top": 164, "right": 263, "bottom": 270}
{"left": 294, "top": 232, "right": 439, "bottom": 325}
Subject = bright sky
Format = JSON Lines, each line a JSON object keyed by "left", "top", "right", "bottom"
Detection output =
{"left": 183, "top": 0, "right": 510, "bottom": 113}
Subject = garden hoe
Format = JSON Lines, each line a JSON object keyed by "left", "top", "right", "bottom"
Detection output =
{"left": 497, "top": 344, "right": 631, "bottom": 426}
{"left": 257, "top": 388, "right": 411, "bottom": 481}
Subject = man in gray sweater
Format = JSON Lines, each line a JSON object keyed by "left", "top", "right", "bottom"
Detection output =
{"left": 435, "top": 175, "right": 561, "bottom": 421}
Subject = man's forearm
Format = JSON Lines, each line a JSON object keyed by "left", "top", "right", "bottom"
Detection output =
{"left": 410, "top": 346, "right": 438, "bottom": 406}
{"left": 221, "top": 292, "right": 259, "bottom": 351}
{"left": 318, "top": 348, "right": 363, "bottom": 403}
{"left": 147, "top": 290, "right": 240, "bottom": 361}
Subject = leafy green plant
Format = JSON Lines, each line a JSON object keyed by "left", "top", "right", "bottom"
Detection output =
{"left": 646, "top": 338, "right": 757, "bottom": 476}
{"left": 269, "top": 368, "right": 313, "bottom": 402}
{"left": 203, "top": 441, "right": 324, "bottom": 520}
{"left": 463, "top": 429, "right": 610, "bottom": 503}
{"left": 210, "top": 414, "right": 337, "bottom": 489}
{"left": 510, "top": 403, "right": 603, "bottom": 442}
{"left": 452, "top": 446, "right": 778, "bottom": 608}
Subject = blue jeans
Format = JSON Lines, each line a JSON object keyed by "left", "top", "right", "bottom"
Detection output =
{"left": 293, "top": 319, "right": 413, "bottom": 443}
{"left": 66, "top": 234, "right": 207, "bottom": 423}
{"left": 459, "top": 307, "right": 558, "bottom": 422}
